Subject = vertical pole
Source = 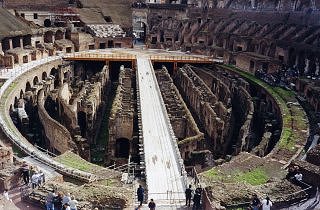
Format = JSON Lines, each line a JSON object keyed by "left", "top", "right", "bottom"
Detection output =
{"left": 174, "top": 62, "right": 177, "bottom": 73}
{"left": 127, "top": 155, "right": 131, "bottom": 184}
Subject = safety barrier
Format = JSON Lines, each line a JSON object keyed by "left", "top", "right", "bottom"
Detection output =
{"left": 0, "top": 56, "right": 96, "bottom": 182}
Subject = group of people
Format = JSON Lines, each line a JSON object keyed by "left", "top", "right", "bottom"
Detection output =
{"left": 136, "top": 185, "right": 156, "bottom": 210}
{"left": 46, "top": 190, "right": 78, "bottom": 210}
{"left": 20, "top": 161, "right": 45, "bottom": 189}
{"left": 185, "top": 185, "right": 202, "bottom": 209}
{"left": 250, "top": 194, "right": 273, "bottom": 210}
{"left": 136, "top": 184, "right": 202, "bottom": 209}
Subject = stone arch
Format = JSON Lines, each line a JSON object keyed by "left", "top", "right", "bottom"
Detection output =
{"left": 288, "top": 47, "right": 296, "bottom": 67}
{"left": 259, "top": 41, "right": 268, "bottom": 56}
{"left": 9, "top": 104, "right": 13, "bottom": 113}
{"left": 77, "top": 111, "right": 87, "bottom": 137}
{"left": 14, "top": 97, "right": 19, "bottom": 108}
{"left": 50, "top": 68, "right": 60, "bottom": 88}
{"left": 44, "top": 31, "right": 54, "bottom": 43}
{"left": 115, "top": 138, "right": 130, "bottom": 158}
{"left": 65, "top": 29, "right": 71, "bottom": 40}
{"left": 33, "top": 76, "right": 39, "bottom": 86}
{"left": 42, "top": 71, "right": 47, "bottom": 80}
{"left": 44, "top": 19, "right": 51, "bottom": 27}
{"left": 134, "top": 21, "right": 147, "bottom": 43}
{"left": 268, "top": 43, "right": 276, "bottom": 57}
{"left": 215, "top": 36, "right": 224, "bottom": 48}
{"left": 44, "top": 95, "right": 59, "bottom": 120}
{"left": 25, "top": 81, "right": 32, "bottom": 92}
{"left": 297, "top": 50, "right": 306, "bottom": 74}
{"left": 20, "top": 89, "right": 24, "bottom": 99}
{"left": 55, "top": 30, "right": 64, "bottom": 40}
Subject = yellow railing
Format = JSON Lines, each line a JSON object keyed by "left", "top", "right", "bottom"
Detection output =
{"left": 64, "top": 52, "right": 137, "bottom": 60}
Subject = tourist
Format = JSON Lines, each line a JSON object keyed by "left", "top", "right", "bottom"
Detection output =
{"left": 294, "top": 171, "right": 303, "bottom": 182}
{"left": 185, "top": 184, "right": 193, "bottom": 207}
{"left": 261, "top": 196, "right": 272, "bottom": 210}
{"left": 3, "top": 189, "right": 11, "bottom": 202}
{"left": 20, "top": 161, "right": 30, "bottom": 185}
{"left": 62, "top": 192, "right": 71, "bottom": 205}
{"left": 31, "top": 172, "right": 39, "bottom": 189}
{"left": 38, "top": 170, "right": 45, "bottom": 186}
{"left": 250, "top": 194, "right": 261, "bottom": 210}
{"left": 62, "top": 203, "right": 71, "bottom": 210}
{"left": 286, "top": 165, "right": 296, "bottom": 180}
{"left": 45, "top": 189, "right": 56, "bottom": 210}
{"left": 193, "top": 188, "right": 201, "bottom": 210}
{"left": 53, "top": 192, "right": 63, "bottom": 210}
{"left": 148, "top": 198, "right": 156, "bottom": 210}
{"left": 137, "top": 185, "right": 144, "bottom": 205}
{"left": 69, "top": 195, "right": 78, "bottom": 210}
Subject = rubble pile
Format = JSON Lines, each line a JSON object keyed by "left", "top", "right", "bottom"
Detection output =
{"left": 87, "top": 24, "right": 126, "bottom": 38}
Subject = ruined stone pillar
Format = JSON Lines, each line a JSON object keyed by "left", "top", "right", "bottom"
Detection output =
{"left": 52, "top": 35, "right": 55, "bottom": 43}
{"left": 0, "top": 42, "right": 3, "bottom": 56}
{"left": 304, "top": 58, "right": 310, "bottom": 74}
{"left": 315, "top": 58, "right": 319, "bottom": 76}
{"left": 9, "top": 39, "right": 13, "bottom": 50}
{"left": 174, "top": 62, "right": 178, "bottom": 73}
{"left": 20, "top": 37, "right": 23, "bottom": 48}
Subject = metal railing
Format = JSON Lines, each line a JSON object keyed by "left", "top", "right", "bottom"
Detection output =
{"left": 224, "top": 181, "right": 313, "bottom": 210}
{"left": 147, "top": 58, "right": 188, "bottom": 188}
{"left": 149, "top": 54, "right": 213, "bottom": 62}
{"left": 0, "top": 56, "right": 96, "bottom": 183}
{"left": 63, "top": 51, "right": 136, "bottom": 60}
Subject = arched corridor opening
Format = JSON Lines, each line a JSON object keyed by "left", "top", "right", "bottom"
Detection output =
{"left": 33, "top": 76, "right": 39, "bottom": 86}
{"left": 44, "top": 96, "right": 59, "bottom": 121}
{"left": 115, "top": 138, "right": 130, "bottom": 158}
{"left": 77, "top": 111, "right": 87, "bottom": 137}
{"left": 133, "top": 21, "right": 147, "bottom": 44}
{"left": 44, "top": 19, "right": 51, "bottom": 27}
{"left": 42, "top": 71, "right": 47, "bottom": 80}
{"left": 50, "top": 68, "right": 60, "bottom": 88}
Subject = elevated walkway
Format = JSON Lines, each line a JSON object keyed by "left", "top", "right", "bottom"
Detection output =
{"left": 136, "top": 56, "right": 186, "bottom": 205}
{"left": 63, "top": 49, "right": 215, "bottom": 64}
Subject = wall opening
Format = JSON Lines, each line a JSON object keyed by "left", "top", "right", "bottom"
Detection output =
{"left": 115, "top": 138, "right": 130, "bottom": 158}
{"left": 77, "top": 111, "right": 87, "bottom": 137}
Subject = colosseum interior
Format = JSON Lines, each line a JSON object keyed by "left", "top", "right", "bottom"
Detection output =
{"left": 0, "top": 0, "right": 320, "bottom": 209}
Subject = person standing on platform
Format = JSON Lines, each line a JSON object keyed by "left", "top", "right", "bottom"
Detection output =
{"left": 185, "top": 184, "right": 193, "bottom": 207}
{"left": 148, "top": 198, "right": 156, "bottom": 210}
{"left": 21, "top": 161, "right": 30, "bottom": 185}
{"left": 137, "top": 185, "right": 144, "bottom": 206}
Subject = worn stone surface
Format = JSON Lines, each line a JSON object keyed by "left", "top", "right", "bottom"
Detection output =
{"left": 155, "top": 67, "right": 204, "bottom": 163}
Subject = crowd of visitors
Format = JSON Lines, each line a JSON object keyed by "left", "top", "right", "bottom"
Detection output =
{"left": 19, "top": 161, "right": 46, "bottom": 190}
{"left": 46, "top": 190, "right": 78, "bottom": 210}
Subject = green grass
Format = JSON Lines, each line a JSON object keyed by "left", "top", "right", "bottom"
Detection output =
{"left": 97, "top": 179, "right": 115, "bottom": 187}
{"left": 235, "top": 168, "right": 269, "bottom": 186}
{"left": 203, "top": 168, "right": 219, "bottom": 179}
{"left": 202, "top": 167, "right": 269, "bottom": 186}
{"left": 55, "top": 151, "right": 99, "bottom": 172}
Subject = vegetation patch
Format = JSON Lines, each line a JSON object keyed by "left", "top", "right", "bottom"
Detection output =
{"left": 203, "top": 166, "right": 269, "bottom": 186}
{"left": 55, "top": 151, "right": 101, "bottom": 173}
{"left": 235, "top": 168, "right": 269, "bottom": 186}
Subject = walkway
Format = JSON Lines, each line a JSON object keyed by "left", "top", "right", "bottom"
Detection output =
{"left": 136, "top": 57, "right": 186, "bottom": 204}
